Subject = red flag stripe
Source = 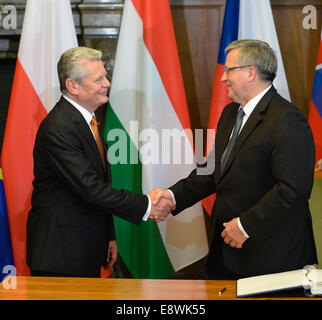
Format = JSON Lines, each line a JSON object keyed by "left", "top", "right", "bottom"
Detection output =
{"left": 1, "top": 59, "right": 47, "bottom": 275}
{"left": 207, "top": 64, "right": 232, "bottom": 153}
{"left": 131, "top": 0, "right": 191, "bottom": 133}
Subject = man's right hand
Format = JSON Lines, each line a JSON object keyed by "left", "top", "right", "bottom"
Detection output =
{"left": 147, "top": 188, "right": 176, "bottom": 223}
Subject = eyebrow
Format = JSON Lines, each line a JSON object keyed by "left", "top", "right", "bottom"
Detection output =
{"left": 94, "top": 71, "right": 108, "bottom": 81}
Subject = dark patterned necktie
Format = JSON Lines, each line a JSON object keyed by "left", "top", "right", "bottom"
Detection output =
{"left": 220, "top": 107, "right": 245, "bottom": 175}
{"left": 90, "top": 116, "right": 107, "bottom": 172}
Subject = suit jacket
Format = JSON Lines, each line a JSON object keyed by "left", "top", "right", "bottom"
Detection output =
{"left": 27, "top": 96, "right": 148, "bottom": 276}
{"left": 170, "top": 86, "right": 317, "bottom": 277}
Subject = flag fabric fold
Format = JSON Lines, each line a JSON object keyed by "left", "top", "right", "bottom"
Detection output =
{"left": 0, "top": 0, "right": 78, "bottom": 276}
{"left": 104, "top": 0, "right": 208, "bottom": 279}
{"left": 204, "top": 0, "right": 290, "bottom": 215}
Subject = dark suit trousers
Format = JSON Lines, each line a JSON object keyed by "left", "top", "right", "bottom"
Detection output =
{"left": 200, "top": 223, "right": 240, "bottom": 280}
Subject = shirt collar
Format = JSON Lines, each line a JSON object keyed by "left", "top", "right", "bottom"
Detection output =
{"left": 63, "top": 94, "right": 95, "bottom": 125}
{"left": 242, "top": 85, "right": 272, "bottom": 118}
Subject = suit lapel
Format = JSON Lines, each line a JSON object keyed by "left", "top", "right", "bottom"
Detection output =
{"left": 214, "top": 103, "right": 239, "bottom": 184}
{"left": 60, "top": 97, "right": 109, "bottom": 178}
{"left": 219, "top": 86, "right": 276, "bottom": 178}
{"left": 64, "top": 99, "right": 99, "bottom": 156}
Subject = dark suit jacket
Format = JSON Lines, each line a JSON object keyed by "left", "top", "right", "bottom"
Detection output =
{"left": 170, "top": 86, "right": 317, "bottom": 277}
{"left": 27, "top": 96, "right": 148, "bottom": 276}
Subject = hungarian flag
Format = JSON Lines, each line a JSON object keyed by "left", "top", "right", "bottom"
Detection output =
{"left": 0, "top": 163, "right": 14, "bottom": 282}
{"left": 308, "top": 28, "right": 322, "bottom": 162}
{"left": 104, "top": 0, "right": 208, "bottom": 278}
{"left": 0, "top": 0, "right": 77, "bottom": 275}
{"left": 203, "top": 0, "right": 290, "bottom": 215}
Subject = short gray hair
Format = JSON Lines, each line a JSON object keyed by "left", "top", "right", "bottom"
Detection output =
{"left": 225, "top": 39, "right": 277, "bottom": 82}
{"left": 57, "top": 46, "right": 103, "bottom": 93}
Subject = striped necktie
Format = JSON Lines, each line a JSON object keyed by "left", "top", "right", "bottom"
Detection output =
{"left": 220, "top": 107, "right": 245, "bottom": 175}
{"left": 90, "top": 116, "right": 107, "bottom": 172}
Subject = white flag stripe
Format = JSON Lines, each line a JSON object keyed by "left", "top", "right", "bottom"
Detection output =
{"left": 18, "top": 0, "right": 78, "bottom": 112}
{"left": 238, "top": 0, "right": 290, "bottom": 101}
{"left": 109, "top": 0, "right": 143, "bottom": 140}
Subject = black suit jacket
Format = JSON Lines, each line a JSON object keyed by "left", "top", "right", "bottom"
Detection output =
{"left": 27, "top": 96, "right": 148, "bottom": 276}
{"left": 170, "top": 86, "right": 317, "bottom": 277}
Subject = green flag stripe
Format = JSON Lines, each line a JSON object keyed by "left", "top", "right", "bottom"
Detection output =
{"left": 104, "top": 103, "right": 175, "bottom": 278}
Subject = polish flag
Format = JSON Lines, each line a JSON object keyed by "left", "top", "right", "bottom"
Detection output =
{"left": 1, "top": 0, "right": 77, "bottom": 275}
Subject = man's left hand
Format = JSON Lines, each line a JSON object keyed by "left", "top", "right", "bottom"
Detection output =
{"left": 105, "top": 240, "right": 118, "bottom": 269}
{"left": 221, "top": 218, "right": 247, "bottom": 249}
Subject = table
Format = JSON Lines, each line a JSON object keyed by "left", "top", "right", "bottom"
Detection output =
{"left": 0, "top": 276, "right": 320, "bottom": 300}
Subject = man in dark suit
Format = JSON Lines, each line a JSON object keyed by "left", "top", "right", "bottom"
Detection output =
{"left": 151, "top": 39, "right": 318, "bottom": 279}
{"left": 26, "top": 47, "right": 174, "bottom": 277}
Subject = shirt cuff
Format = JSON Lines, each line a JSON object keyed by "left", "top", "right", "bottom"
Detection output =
{"left": 238, "top": 217, "right": 249, "bottom": 238}
{"left": 166, "top": 189, "right": 176, "bottom": 204}
{"left": 142, "top": 195, "right": 151, "bottom": 221}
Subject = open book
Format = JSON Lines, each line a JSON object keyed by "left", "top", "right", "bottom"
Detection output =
{"left": 237, "top": 266, "right": 322, "bottom": 298}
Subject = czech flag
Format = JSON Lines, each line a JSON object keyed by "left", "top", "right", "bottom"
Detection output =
{"left": 203, "top": 0, "right": 290, "bottom": 215}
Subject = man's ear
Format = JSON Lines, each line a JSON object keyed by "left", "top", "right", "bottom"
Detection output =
{"left": 65, "top": 78, "right": 79, "bottom": 95}
{"left": 248, "top": 66, "right": 257, "bottom": 82}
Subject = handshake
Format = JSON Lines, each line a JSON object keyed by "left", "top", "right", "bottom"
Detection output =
{"left": 147, "top": 188, "right": 176, "bottom": 223}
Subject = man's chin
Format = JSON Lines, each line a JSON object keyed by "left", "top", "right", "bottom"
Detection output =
{"left": 99, "top": 96, "right": 109, "bottom": 105}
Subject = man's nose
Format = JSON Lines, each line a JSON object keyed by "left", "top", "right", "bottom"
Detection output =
{"left": 104, "top": 77, "right": 110, "bottom": 87}
{"left": 221, "top": 71, "right": 227, "bottom": 82}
